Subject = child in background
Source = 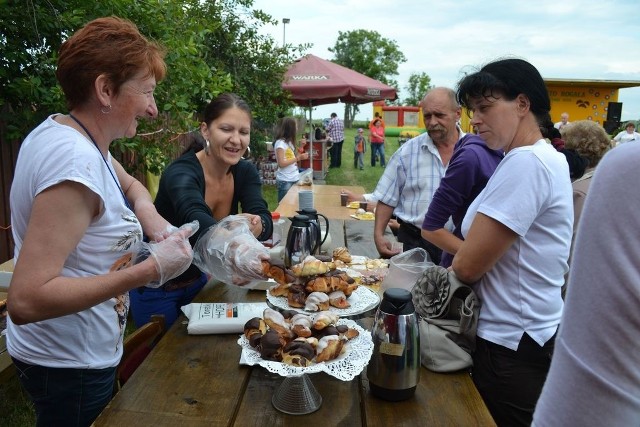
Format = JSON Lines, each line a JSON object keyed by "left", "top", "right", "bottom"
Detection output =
{"left": 354, "top": 128, "right": 366, "bottom": 170}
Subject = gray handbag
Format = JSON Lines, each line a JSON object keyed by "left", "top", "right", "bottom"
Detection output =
{"left": 411, "top": 266, "right": 480, "bottom": 373}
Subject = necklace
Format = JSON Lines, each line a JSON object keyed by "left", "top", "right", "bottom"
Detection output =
{"left": 68, "top": 113, "right": 132, "bottom": 210}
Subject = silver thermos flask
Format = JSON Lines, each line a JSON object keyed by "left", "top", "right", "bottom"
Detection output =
{"left": 367, "top": 288, "right": 420, "bottom": 401}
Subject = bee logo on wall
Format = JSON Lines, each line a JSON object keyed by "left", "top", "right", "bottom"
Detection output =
{"left": 576, "top": 99, "right": 590, "bottom": 108}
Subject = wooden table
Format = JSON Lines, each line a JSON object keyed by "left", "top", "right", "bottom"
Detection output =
{"left": 275, "top": 184, "right": 365, "bottom": 220}
{"left": 94, "top": 221, "right": 495, "bottom": 426}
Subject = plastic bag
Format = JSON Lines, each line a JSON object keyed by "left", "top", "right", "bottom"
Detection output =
{"left": 192, "top": 215, "right": 270, "bottom": 287}
{"left": 381, "top": 247, "right": 434, "bottom": 292}
{"left": 297, "top": 168, "right": 313, "bottom": 186}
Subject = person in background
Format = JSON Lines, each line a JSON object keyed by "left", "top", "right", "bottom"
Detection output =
{"left": 372, "top": 87, "right": 463, "bottom": 261}
{"left": 549, "top": 126, "right": 588, "bottom": 180}
{"left": 612, "top": 121, "right": 640, "bottom": 146}
{"left": 451, "top": 58, "right": 573, "bottom": 426}
{"left": 369, "top": 118, "right": 386, "bottom": 167}
{"left": 326, "top": 112, "right": 344, "bottom": 168}
{"left": 554, "top": 112, "right": 570, "bottom": 130}
{"left": 369, "top": 111, "right": 385, "bottom": 129}
{"left": 531, "top": 143, "right": 640, "bottom": 426}
{"left": 354, "top": 127, "right": 367, "bottom": 170}
{"left": 6, "top": 17, "right": 195, "bottom": 426}
{"left": 560, "top": 120, "right": 611, "bottom": 254}
{"left": 273, "top": 117, "right": 308, "bottom": 201}
{"left": 131, "top": 93, "right": 273, "bottom": 329}
{"left": 421, "top": 102, "right": 504, "bottom": 268}
{"left": 369, "top": 111, "right": 385, "bottom": 164}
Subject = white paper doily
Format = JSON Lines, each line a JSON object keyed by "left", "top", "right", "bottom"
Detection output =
{"left": 238, "top": 319, "right": 373, "bottom": 381}
{"left": 266, "top": 285, "right": 380, "bottom": 316}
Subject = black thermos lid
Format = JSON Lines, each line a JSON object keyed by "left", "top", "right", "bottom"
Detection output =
{"left": 379, "top": 288, "right": 415, "bottom": 315}
{"left": 290, "top": 214, "right": 310, "bottom": 226}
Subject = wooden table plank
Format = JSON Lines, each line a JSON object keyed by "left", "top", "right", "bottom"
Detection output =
{"left": 95, "top": 217, "right": 495, "bottom": 427}
{"left": 235, "top": 370, "right": 362, "bottom": 426}
{"left": 344, "top": 219, "right": 394, "bottom": 259}
{"left": 275, "top": 184, "right": 365, "bottom": 220}
{"left": 357, "top": 318, "right": 496, "bottom": 427}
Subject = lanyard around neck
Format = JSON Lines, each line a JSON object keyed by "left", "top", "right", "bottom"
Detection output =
{"left": 68, "top": 113, "right": 132, "bottom": 210}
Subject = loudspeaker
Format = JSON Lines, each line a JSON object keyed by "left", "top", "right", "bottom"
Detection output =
{"left": 604, "top": 120, "right": 619, "bottom": 134}
{"left": 607, "top": 102, "right": 623, "bottom": 122}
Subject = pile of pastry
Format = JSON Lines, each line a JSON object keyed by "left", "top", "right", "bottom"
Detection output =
{"left": 243, "top": 307, "right": 359, "bottom": 366}
{"left": 262, "top": 247, "right": 358, "bottom": 311}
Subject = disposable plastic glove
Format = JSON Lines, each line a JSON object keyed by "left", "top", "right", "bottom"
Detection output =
{"left": 193, "top": 215, "right": 269, "bottom": 286}
{"left": 135, "top": 220, "right": 199, "bottom": 288}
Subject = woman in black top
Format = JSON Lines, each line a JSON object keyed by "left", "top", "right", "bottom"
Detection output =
{"left": 130, "top": 93, "right": 272, "bottom": 328}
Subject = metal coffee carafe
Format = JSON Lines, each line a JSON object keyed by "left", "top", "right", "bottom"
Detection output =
{"left": 284, "top": 214, "right": 314, "bottom": 268}
{"left": 367, "top": 288, "right": 420, "bottom": 401}
{"left": 296, "top": 208, "right": 329, "bottom": 255}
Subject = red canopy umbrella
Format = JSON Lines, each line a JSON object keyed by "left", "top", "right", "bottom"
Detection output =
{"left": 282, "top": 54, "right": 397, "bottom": 175}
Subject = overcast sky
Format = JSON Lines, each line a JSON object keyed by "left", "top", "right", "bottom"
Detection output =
{"left": 249, "top": 0, "right": 640, "bottom": 122}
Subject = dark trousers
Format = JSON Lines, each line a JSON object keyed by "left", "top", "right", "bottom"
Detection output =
{"left": 370, "top": 143, "right": 385, "bottom": 166}
{"left": 129, "top": 272, "right": 208, "bottom": 329}
{"left": 12, "top": 357, "right": 116, "bottom": 427}
{"left": 396, "top": 221, "right": 442, "bottom": 264}
{"left": 329, "top": 140, "right": 343, "bottom": 167}
{"left": 472, "top": 333, "right": 555, "bottom": 427}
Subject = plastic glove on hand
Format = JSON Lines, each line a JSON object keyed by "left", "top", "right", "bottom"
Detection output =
{"left": 138, "top": 220, "right": 199, "bottom": 288}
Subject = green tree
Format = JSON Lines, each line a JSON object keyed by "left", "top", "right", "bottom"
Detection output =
{"left": 403, "top": 72, "right": 432, "bottom": 106}
{"left": 0, "top": 0, "right": 302, "bottom": 173}
{"left": 328, "top": 29, "right": 406, "bottom": 127}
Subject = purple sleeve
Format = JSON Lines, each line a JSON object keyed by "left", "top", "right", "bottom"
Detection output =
{"left": 422, "top": 140, "right": 500, "bottom": 235}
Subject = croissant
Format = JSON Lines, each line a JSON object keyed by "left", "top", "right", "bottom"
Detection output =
{"left": 336, "top": 324, "right": 360, "bottom": 340}
{"left": 263, "top": 308, "right": 292, "bottom": 338}
{"left": 259, "top": 329, "right": 285, "bottom": 361}
{"left": 312, "top": 311, "right": 339, "bottom": 330}
{"left": 243, "top": 317, "right": 267, "bottom": 348}
{"left": 265, "top": 261, "right": 296, "bottom": 286}
{"left": 328, "top": 290, "right": 350, "bottom": 309}
{"left": 291, "top": 256, "right": 330, "bottom": 277}
{"left": 268, "top": 282, "right": 290, "bottom": 297}
{"left": 304, "top": 292, "right": 330, "bottom": 312}
{"left": 305, "top": 275, "right": 354, "bottom": 294}
{"left": 291, "top": 314, "right": 313, "bottom": 338}
{"left": 316, "top": 335, "right": 345, "bottom": 362}
{"left": 332, "top": 247, "right": 352, "bottom": 263}
{"left": 281, "top": 339, "right": 315, "bottom": 367}
{"left": 287, "top": 289, "right": 306, "bottom": 308}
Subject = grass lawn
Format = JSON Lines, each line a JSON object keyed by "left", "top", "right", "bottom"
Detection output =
{"left": 0, "top": 369, "right": 36, "bottom": 426}
{"left": 262, "top": 128, "right": 402, "bottom": 210}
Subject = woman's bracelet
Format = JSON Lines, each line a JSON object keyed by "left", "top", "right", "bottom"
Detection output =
{"left": 259, "top": 215, "right": 268, "bottom": 240}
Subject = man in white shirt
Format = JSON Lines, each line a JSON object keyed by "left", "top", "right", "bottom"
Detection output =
{"left": 554, "top": 112, "right": 570, "bottom": 130}
{"left": 372, "top": 87, "right": 461, "bottom": 262}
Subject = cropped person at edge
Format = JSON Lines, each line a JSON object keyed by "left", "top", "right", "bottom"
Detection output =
{"left": 7, "top": 17, "right": 195, "bottom": 426}
{"left": 451, "top": 58, "right": 573, "bottom": 427}
{"left": 130, "top": 93, "right": 273, "bottom": 329}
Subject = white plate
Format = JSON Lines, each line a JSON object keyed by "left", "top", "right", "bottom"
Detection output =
{"left": 238, "top": 319, "right": 373, "bottom": 381}
{"left": 266, "top": 285, "right": 380, "bottom": 317}
{"left": 350, "top": 214, "right": 374, "bottom": 221}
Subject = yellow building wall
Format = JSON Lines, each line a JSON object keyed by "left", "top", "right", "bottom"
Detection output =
{"left": 458, "top": 84, "right": 621, "bottom": 133}
{"left": 548, "top": 85, "right": 619, "bottom": 125}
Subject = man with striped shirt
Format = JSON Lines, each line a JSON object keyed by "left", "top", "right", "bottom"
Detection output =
{"left": 372, "top": 87, "right": 463, "bottom": 263}
{"left": 326, "top": 112, "right": 345, "bottom": 168}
